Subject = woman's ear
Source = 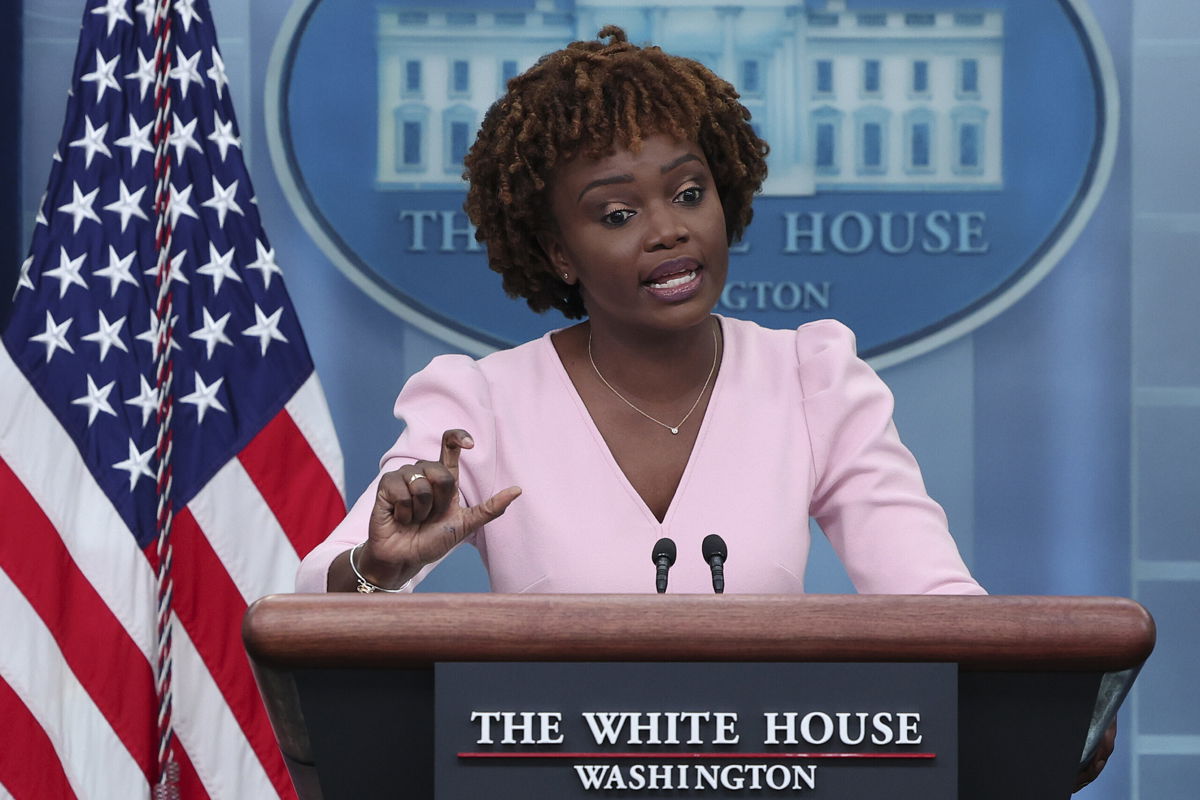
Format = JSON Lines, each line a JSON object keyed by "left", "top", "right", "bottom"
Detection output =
{"left": 536, "top": 231, "right": 575, "bottom": 285}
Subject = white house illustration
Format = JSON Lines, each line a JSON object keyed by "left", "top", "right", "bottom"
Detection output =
{"left": 375, "top": 0, "right": 1003, "bottom": 195}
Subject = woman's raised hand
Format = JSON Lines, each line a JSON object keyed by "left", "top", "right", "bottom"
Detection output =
{"left": 357, "top": 429, "right": 521, "bottom": 589}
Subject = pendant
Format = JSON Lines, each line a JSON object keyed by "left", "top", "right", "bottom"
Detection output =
{"left": 669, "top": 427, "right": 679, "bottom": 435}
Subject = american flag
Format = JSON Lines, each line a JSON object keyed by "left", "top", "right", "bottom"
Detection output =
{"left": 0, "top": 1, "right": 345, "bottom": 797}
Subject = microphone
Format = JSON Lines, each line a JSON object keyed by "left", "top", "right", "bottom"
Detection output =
{"left": 651, "top": 538, "right": 677, "bottom": 594}
{"left": 702, "top": 534, "right": 727, "bottom": 594}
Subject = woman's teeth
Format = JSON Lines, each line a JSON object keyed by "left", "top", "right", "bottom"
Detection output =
{"left": 649, "top": 270, "right": 697, "bottom": 289}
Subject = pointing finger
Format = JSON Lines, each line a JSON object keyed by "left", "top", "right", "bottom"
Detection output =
{"left": 440, "top": 429, "right": 474, "bottom": 481}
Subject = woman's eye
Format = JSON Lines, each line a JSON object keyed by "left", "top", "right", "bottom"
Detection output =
{"left": 676, "top": 186, "right": 704, "bottom": 204}
{"left": 603, "top": 209, "right": 635, "bottom": 226}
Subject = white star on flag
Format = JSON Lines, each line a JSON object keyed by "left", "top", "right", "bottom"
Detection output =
{"left": 57, "top": 181, "right": 102, "bottom": 233}
{"left": 125, "top": 375, "right": 160, "bottom": 427}
{"left": 196, "top": 242, "right": 242, "bottom": 293}
{"left": 28, "top": 310, "right": 76, "bottom": 362}
{"left": 112, "top": 438, "right": 156, "bottom": 491}
{"left": 242, "top": 305, "right": 289, "bottom": 356}
{"left": 14, "top": 256, "right": 34, "bottom": 298}
{"left": 133, "top": 0, "right": 155, "bottom": 31}
{"left": 124, "top": 48, "right": 156, "bottom": 101}
{"left": 175, "top": 0, "right": 204, "bottom": 32}
{"left": 167, "top": 182, "right": 200, "bottom": 228}
{"left": 43, "top": 246, "right": 89, "bottom": 298}
{"left": 170, "top": 46, "right": 205, "bottom": 99}
{"left": 93, "top": 245, "right": 140, "bottom": 296}
{"left": 71, "top": 375, "right": 118, "bottom": 426}
{"left": 91, "top": 0, "right": 133, "bottom": 37}
{"left": 207, "top": 112, "right": 241, "bottom": 161}
{"left": 115, "top": 114, "right": 155, "bottom": 166}
{"left": 246, "top": 240, "right": 283, "bottom": 288}
{"left": 80, "top": 49, "right": 121, "bottom": 101}
{"left": 201, "top": 177, "right": 244, "bottom": 228}
{"left": 134, "top": 309, "right": 181, "bottom": 360}
{"left": 180, "top": 373, "right": 227, "bottom": 422}
{"left": 102, "top": 180, "right": 149, "bottom": 232}
{"left": 207, "top": 47, "right": 229, "bottom": 99}
{"left": 68, "top": 117, "right": 112, "bottom": 168}
{"left": 81, "top": 309, "right": 130, "bottom": 362}
{"left": 143, "top": 250, "right": 191, "bottom": 290}
{"left": 167, "top": 113, "right": 203, "bottom": 163}
{"left": 190, "top": 308, "right": 234, "bottom": 359}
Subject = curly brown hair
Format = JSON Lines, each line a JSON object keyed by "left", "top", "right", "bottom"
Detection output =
{"left": 463, "top": 25, "right": 769, "bottom": 319}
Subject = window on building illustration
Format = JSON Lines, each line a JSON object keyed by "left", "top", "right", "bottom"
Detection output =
{"left": 960, "top": 59, "right": 979, "bottom": 95}
{"left": 815, "top": 60, "right": 833, "bottom": 95}
{"left": 862, "top": 123, "right": 882, "bottom": 168}
{"left": 911, "top": 122, "right": 931, "bottom": 168}
{"left": 816, "top": 123, "right": 836, "bottom": 170}
{"left": 495, "top": 12, "right": 524, "bottom": 26}
{"left": 742, "top": 60, "right": 761, "bottom": 95}
{"left": 808, "top": 13, "right": 838, "bottom": 27}
{"left": 405, "top": 60, "right": 421, "bottom": 94}
{"left": 451, "top": 60, "right": 470, "bottom": 94}
{"left": 857, "top": 13, "right": 886, "bottom": 27}
{"left": 863, "top": 59, "right": 881, "bottom": 94}
{"left": 450, "top": 122, "right": 470, "bottom": 166}
{"left": 443, "top": 105, "right": 475, "bottom": 173}
{"left": 398, "top": 11, "right": 428, "bottom": 26}
{"left": 905, "top": 13, "right": 936, "bottom": 27}
{"left": 501, "top": 59, "right": 519, "bottom": 90}
{"left": 959, "top": 123, "right": 980, "bottom": 169}
{"left": 394, "top": 105, "right": 428, "bottom": 172}
{"left": 854, "top": 107, "right": 889, "bottom": 175}
{"left": 912, "top": 61, "right": 929, "bottom": 94}
{"left": 955, "top": 13, "right": 985, "bottom": 26}
{"left": 403, "top": 121, "right": 421, "bottom": 165}
{"left": 446, "top": 12, "right": 476, "bottom": 26}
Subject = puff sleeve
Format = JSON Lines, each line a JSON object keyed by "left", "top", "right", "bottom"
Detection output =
{"left": 796, "top": 320, "right": 984, "bottom": 595}
{"left": 294, "top": 355, "right": 497, "bottom": 593}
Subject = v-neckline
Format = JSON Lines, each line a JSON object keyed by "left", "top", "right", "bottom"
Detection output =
{"left": 543, "top": 316, "right": 730, "bottom": 529}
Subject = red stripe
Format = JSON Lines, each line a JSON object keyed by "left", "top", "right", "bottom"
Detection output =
{"left": 170, "top": 738, "right": 210, "bottom": 800}
{"left": 165, "top": 507, "right": 297, "bottom": 800}
{"left": 0, "top": 677, "right": 79, "bottom": 800}
{"left": 238, "top": 409, "right": 345, "bottom": 558}
{"left": 0, "top": 459, "right": 156, "bottom": 783}
{"left": 457, "top": 752, "right": 937, "bottom": 760}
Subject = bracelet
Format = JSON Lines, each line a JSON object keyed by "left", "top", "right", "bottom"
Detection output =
{"left": 349, "top": 543, "right": 412, "bottom": 594}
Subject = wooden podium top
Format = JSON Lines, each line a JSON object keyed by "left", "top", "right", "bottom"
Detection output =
{"left": 243, "top": 594, "right": 1154, "bottom": 672}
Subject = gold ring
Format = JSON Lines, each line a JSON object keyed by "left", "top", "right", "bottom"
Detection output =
{"left": 407, "top": 473, "right": 426, "bottom": 484}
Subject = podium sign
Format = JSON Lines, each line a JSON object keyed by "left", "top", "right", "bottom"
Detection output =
{"left": 435, "top": 662, "right": 957, "bottom": 799}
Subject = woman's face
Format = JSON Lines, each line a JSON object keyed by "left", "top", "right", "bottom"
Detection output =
{"left": 541, "top": 134, "right": 729, "bottom": 338}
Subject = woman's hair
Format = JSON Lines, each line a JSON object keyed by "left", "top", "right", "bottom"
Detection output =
{"left": 463, "top": 26, "right": 769, "bottom": 319}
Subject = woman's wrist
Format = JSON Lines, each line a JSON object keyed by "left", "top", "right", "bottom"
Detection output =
{"left": 350, "top": 542, "right": 415, "bottom": 593}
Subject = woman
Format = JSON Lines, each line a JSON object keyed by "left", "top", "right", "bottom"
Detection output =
{"left": 295, "top": 26, "right": 984, "bottom": 598}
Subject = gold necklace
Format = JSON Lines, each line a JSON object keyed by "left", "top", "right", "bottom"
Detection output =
{"left": 587, "top": 320, "right": 719, "bottom": 435}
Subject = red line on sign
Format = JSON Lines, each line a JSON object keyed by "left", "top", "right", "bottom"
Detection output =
{"left": 457, "top": 752, "right": 936, "bottom": 760}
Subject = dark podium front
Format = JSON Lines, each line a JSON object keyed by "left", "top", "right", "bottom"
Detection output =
{"left": 243, "top": 595, "right": 1154, "bottom": 799}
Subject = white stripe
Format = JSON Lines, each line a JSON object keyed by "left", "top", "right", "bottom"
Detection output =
{"left": 0, "top": 778, "right": 14, "bottom": 799}
{"left": 188, "top": 458, "right": 301, "bottom": 603}
{"left": 0, "top": 345, "right": 156, "bottom": 660}
{"left": 172, "top": 617, "right": 280, "bottom": 800}
{"left": 0, "top": 567, "right": 150, "bottom": 799}
{"left": 285, "top": 372, "right": 345, "bottom": 498}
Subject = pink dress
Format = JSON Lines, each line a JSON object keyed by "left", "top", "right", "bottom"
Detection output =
{"left": 295, "top": 317, "right": 984, "bottom": 595}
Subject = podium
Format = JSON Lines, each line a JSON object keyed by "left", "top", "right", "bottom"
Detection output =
{"left": 243, "top": 594, "right": 1154, "bottom": 799}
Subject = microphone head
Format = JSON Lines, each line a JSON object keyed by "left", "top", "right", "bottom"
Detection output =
{"left": 702, "top": 533, "right": 727, "bottom": 562}
{"left": 652, "top": 537, "right": 677, "bottom": 565}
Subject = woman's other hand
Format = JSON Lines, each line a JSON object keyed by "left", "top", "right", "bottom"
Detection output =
{"left": 1074, "top": 718, "right": 1117, "bottom": 793}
